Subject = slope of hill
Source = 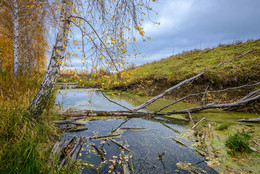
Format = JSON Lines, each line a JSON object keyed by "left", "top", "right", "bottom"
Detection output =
{"left": 123, "top": 39, "right": 259, "bottom": 87}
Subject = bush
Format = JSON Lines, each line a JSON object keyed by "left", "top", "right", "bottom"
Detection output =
{"left": 225, "top": 132, "right": 252, "bottom": 155}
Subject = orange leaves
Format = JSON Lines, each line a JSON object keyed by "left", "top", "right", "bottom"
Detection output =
{"left": 139, "top": 30, "right": 144, "bottom": 36}
{"left": 135, "top": 26, "right": 145, "bottom": 36}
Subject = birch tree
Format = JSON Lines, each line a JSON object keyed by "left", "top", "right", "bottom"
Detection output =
{"left": 27, "top": 0, "right": 157, "bottom": 119}
{"left": 0, "top": 0, "right": 49, "bottom": 76}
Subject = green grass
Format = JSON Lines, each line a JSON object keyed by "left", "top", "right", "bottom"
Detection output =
{"left": 123, "top": 39, "right": 260, "bottom": 85}
{"left": 0, "top": 72, "right": 63, "bottom": 173}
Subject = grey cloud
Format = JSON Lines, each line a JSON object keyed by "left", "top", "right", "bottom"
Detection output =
{"left": 130, "top": 0, "right": 260, "bottom": 65}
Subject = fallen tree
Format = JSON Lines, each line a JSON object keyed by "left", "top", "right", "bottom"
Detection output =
{"left": 55, "top": 51, "right": 259, "bottom": 126}
{"left": 236, "top": 118, "right": 260, "bottom": 123}
{"left": 57, "top": 82, "right": 259, "bottom": 119}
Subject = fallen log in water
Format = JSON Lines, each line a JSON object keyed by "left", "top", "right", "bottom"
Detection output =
{"left": 120, "top": 127, "right": 147, "bottom": 131}
{"left": 171, "top": 137, "right": 206, "bottom": 157}
{"left": 58, "top": 136, "right": 87, "bottom": 171}
{"left": 91, "top": 145, "right": 106, "bottom": 161}
{"left": 54, "top": 116, "right": 88, "bottom": 125}
{"left": 89, "top": 133, "right": 121, "bottom": 140}
{"left": 61, "top": 110, "right": 156, "bottom": 117}
{"left": 65, "top": 126, "right": 88, "bottom": 132}
{"left": 236, "top": 118, "right": 260, "bottom": 123}
{"left": 49, "top": 136, "right": 87, "bottom": 171}
{"left": 49, "top": 136, "right": 76, "bottom": 167}
{"left": 192, "top": 117, "right": 206, "bottom": 130}
{"left": 108, "top": 138, "right": 133, "bottom": 153}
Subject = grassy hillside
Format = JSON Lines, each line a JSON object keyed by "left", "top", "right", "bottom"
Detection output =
{"left": 120, "top": 39, "right": 259, "bottom": 86}
{"left": 73, "top": 39, "right": 259, "bottom": 90}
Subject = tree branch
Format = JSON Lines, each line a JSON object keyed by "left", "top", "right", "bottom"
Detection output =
{"left": 98, "top": 89, "right": 131, "bottom": 111}
{"left": 159, "top": 93, "right": 260, "bottom": 115}
{"left": 155, "top": 82, "right": 260, "bottom": 113}
{"left": 132, "top": 72, "right": 205, "bottom": 111}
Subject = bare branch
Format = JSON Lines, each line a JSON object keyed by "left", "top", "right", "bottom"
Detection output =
{"left": 192, "top": 117, "right": 206, "bottom": 130}
{"left": 133, "top": 72, "right": 205, "bottom": 111}
{"left": 188, "top": 112, "right": 195, "bottom": 125}
{"left": 155, "top": 82, "right": 260, "bottom": 113}
{"left": 159, "top": 93, "right": 260, "bottom": 115}
{"left": 98, "top": 89, "right": 131, "bottom": 111}
{"left": 236, "top": 118, "right": 260, "bottom": 123}
{"left": 239, "top": 88, "right": 260, "bottom": 101}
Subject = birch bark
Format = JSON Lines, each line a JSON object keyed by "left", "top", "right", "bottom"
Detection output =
{"left": 27, "top": 0, "right": 73, "bottom": 119}
{"left": 12, "top": 0, "right": 19, "bottom": 79}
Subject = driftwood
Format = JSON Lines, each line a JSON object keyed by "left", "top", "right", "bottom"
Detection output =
{"left": 171, "top": 137, "right": 206, "bottom": 157}
{"left": 91, "top": 145, "right": 106, "bottom": 161}
{"left": 188, "top": 112, "right": 195, "bottom": 125}
{"left": 111, "top": 119, "right": 130, "bottom": 134}
{"left": 65, "top": 127, "right": 88, "bottom": 132}
{"left": 58, "top": 136, "right": 87, "bottom": 171}
{"left": 49, "top": 136, "right": 87, "bottom": 171}
{"left": 236, "top": 118, "right": 260, "bottom": 123}
{"left": 61, "top": 110, "right": 155, "bottom": 117}
{"left": 60, "top": 90, "right": 258, "bottom": 120}
{"left": 49, "top": 136, "right": 76, "bottom": 168}
{"left": 89, "top": 133, "right": 121, "bottom": 140}
{"left": 108, "top": 138, "right": 133, "bottom": 153}
{"left": 53, "top": 116, "right": 88, "bottom": 126}
{"left": 192, "top": 117, "right": 206, "bottom": 130}
{"left": 120, "top": 127, "right": 147, "bottom": 131}
{"left": 160, "top": 122, "right": 180, "bottom": 134}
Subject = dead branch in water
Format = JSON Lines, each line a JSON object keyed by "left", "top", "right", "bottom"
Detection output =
{"left": 132, "top": 72, "right": 205, "bottom": 111}
{"left": 53, "top": 116, "right": 88, "bottom": 126}
{"left": 61, "top": 110, "right": 155, "bottom": 117}
{"left": 98, "top": 88, "right": 131, "bottom": 111}
{"left": 89, "top": 133, "right": 121, "bottom": 140}
{"left": 158, "top": 93, "right": 260, "bottom": 115}
{"left": 192, "top": 117, "right": 206, "bottom": 130}
{"left": 108, "top": 138, "right": 133, "bottom": 153}
{"left": 236, "top": 118, "right": 260, "bottom": 123}
{"left": 58, "top": 136, "right": 87, "bottom": 171}
{"left": 188, "top": 112, "right": 195, "bottom": 126}
{"left": 154, "top": 82, "right": 260, "bottom": 113}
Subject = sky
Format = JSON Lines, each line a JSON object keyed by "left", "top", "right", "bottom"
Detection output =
{"left": 55, "top": 0, "right": 260, "bottom": 70}
{"left": 129, "top": 0, "right": 260, "bottom": 66}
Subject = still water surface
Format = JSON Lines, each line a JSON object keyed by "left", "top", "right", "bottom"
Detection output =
{"left": 56, "top": 89, "right": 257, "bottom": 173}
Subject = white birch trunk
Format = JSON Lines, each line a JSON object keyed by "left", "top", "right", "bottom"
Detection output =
{"left": 27, "top": 0, "right": 73, "bottom": 119}
{"left": 12, "top": 0, "right": 19, "bottom": 79}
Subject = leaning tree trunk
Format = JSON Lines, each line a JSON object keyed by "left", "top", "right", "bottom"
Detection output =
{"left": 27, "top": 0, "right": 73, "bottom": 119}
{"left": 12, "top": 0, "right": 19, "bottom": 79}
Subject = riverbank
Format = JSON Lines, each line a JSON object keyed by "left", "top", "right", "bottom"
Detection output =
{"left": 0, "top": 72, "right": 66, "bottom": 173}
